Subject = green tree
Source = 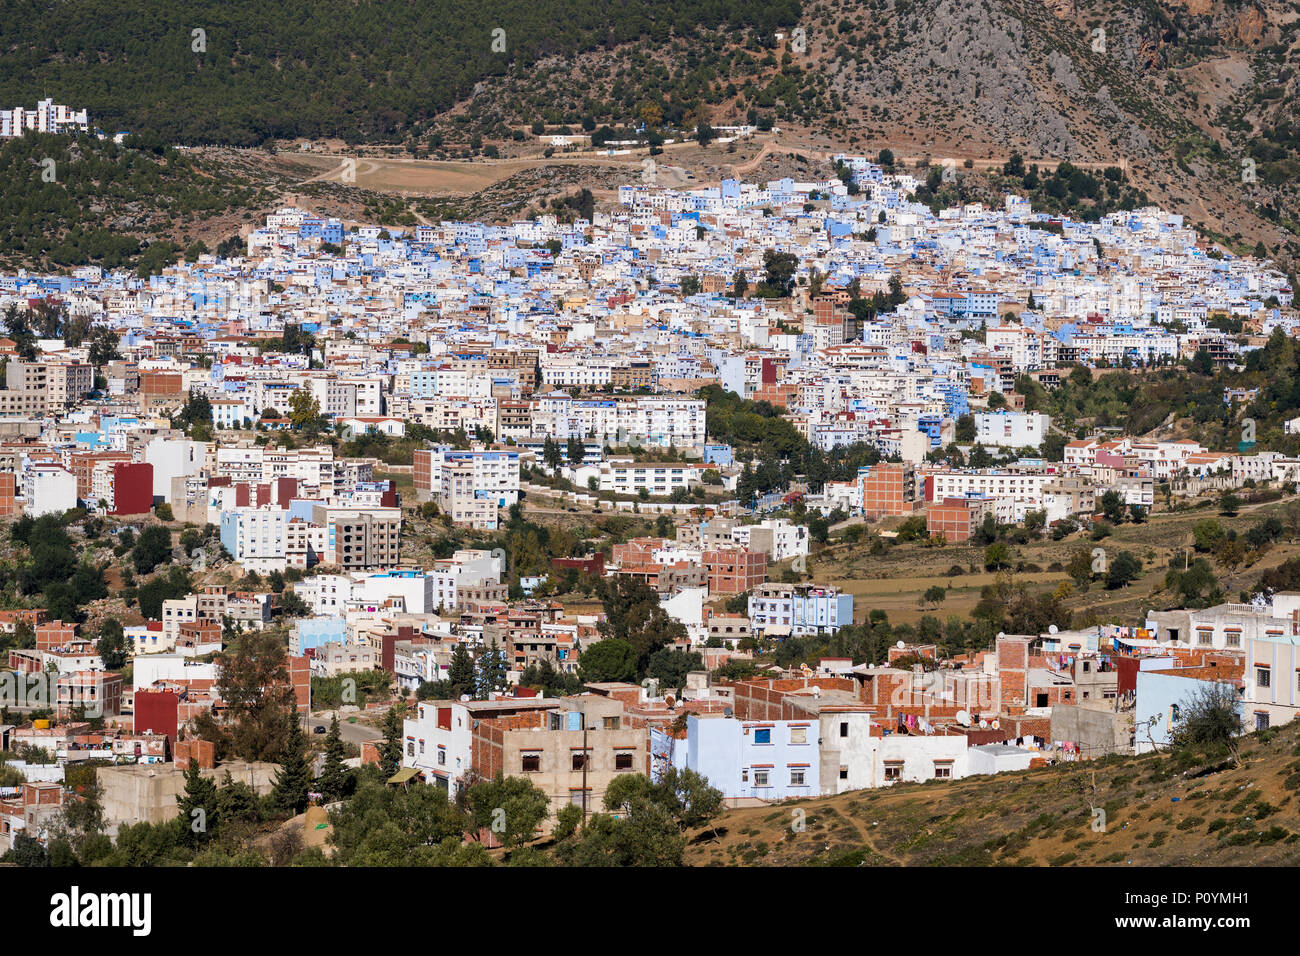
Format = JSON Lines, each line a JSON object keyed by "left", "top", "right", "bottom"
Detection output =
{"left": 271, "top": 717, "right": 311, "bottom": 815}
{"left": 1099, "top": 490, "right": 1126, "bottom": 525}
{"left": 542, "top": 435, "right": 563, "bottom": 471}
{"left": 1105, "top": 551, "right": 1142, "bottom": 589}
{"left": 447, "top": 643, "right": 477, "bottom": 700}
{"left": 205, "top": 630, "right": 297, "bottom": 762}
{"left": 1168, "top": 682, "right": 1241, "bottom": 766}
{"left": 132, "top": 525, "right": 173, "bottom": 574}
{"left": 593, "top": 575, "right": 686, "bottom": 674}
{"left": 732, "top": 270, "right": 748, "bottom": 299}
{"left": 176, "top": 757, "right": 219, "bottom": 847}
{"left": 96, "top": 618, "right": 129, "bottom": 670}
{"left": 318, "top": 715, "right": 351, "bottom": 803}
{"left": 566, "top": 436, "right": 585, "bottom": 464}
{"left": 761, "top": 249, "right": 798, "bottom": 297}
{"left": 288, "top": 389, "right": 324, "bottom": 434}
{"left": 465, "top": 772, "right": 550, "bottom": 848}
{"left": 379, "top": 705, "right": 405, "bottom": 778}
{"left": 577, "top": 638, "right": 638, "bottom": 683}
{"left": 644, "top": 648, "right": 703, "bottom": 689}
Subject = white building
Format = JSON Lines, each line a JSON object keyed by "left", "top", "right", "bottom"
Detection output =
{"left": 973, "top": 411, "right": 1050, "bottom": 449}
{"left": 20, "top": 464, "right": 78, "bottom": 517}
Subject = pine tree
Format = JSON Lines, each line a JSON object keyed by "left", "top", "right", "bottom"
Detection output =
{"left": 271, "top": 718, "right": 311, "bottom": 815}
{"left": 447, "top": 643, "right": 476, "bottom": 700}
{"left": 542, "top": 435, "right": 563, "bottom": 471}
{"left": 475, "top": 639, "right": 507, "bottom": 699}
{"left": 318, "top": 714, "right": 350, "bottom": 802}
{"left": 379, "top": 705, "right": 404, "bottom": 778}
{"left": 176, "top": 755, "right": 219, "bottom": 846}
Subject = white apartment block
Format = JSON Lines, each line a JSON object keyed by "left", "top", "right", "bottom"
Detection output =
{"left": 974, "top": 411, "right": 1050, "bottom": 449}
{"left": 598, "top": 459, "right": 708, "bottom": 496}
{"left": 219, "top": 507, "right": 289, "bottom": 572}
{"left": 0, "top": 100, "right": 89, "bottom": 138}
{"left": 927, "top": 470, "right": 1053, "bottom": 505}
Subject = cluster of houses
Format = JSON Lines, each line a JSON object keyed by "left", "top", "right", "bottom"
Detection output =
{"left": 1, "top": 154, "right": 1298, "bottom": 850}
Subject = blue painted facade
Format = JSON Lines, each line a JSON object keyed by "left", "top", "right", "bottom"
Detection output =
{"left": 683, "top": 715, "right": 820, "bottom": 800}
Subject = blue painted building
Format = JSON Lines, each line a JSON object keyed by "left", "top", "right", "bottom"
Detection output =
{"left": 1134, "top": 669, "right": 1243, "bottom": 754}
{"left": 677, "top": 715, "right": 820, "bottom": 800}
{"left": 292, "top": 616, "right": 347, "bottom": 655}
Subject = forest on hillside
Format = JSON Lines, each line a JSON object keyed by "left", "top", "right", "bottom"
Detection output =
{"left": 0, "top": 0, "right": 800, "bottom": 145}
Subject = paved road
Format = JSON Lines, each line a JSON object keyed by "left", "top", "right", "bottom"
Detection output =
{"left": 304, "top": 713, "right": 384, "bottom": 745}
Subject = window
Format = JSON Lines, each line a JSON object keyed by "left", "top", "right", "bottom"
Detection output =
{"left": 572, "top": 752, "right": 588, "bottom": 771}
{"left": 884, "top": 763, "right": 903, "bottom": 781}
{"left": 934, "top": 762, "right": 953, "bottom": 779}
{"left": 790, "top": 769, "right": 806, "bottom": 786}
{"left": 753, "top": 770, "right": 770, "bottom": 787}
{"left": 436, "top": 749, "right": 445, "bottom": 766}
{"left": 840, "top": 722, "right": 849, "bottom": 738}
{"left": 790, "top": 726, "right": 807, "bottom": 745}
{"left": 568, "top": 790, "right": 589, "bottom": 810}
{"left": 1226, "top": 632, "right": 1241, "bottom": 648}
{"left": 1255, "top": 713, "right": 1270, "bottom": 732}
{"left": 753, "top": 728, "right": 771, "bottom": 744}
{"left": 406, "top": 741, "right": 414, "bottom": 756}
{"left": 741, "top": 768, "right": 748, "bottom": 783}
{"left": 603, "top": 716, "right": 620, "bottom": 730}
{"left": 521, "top": 753, "right": 541, "bottom": 772}
{"left": 1257, "top": 667, "right": 1271, "bottom": 688}
{"left": 614, "top": 751, "right": 634, "bottom": 771}
{"left": 839, "top": 768, "right": 849, "bottom": 780}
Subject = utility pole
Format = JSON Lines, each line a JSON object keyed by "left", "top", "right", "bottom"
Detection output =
{"left": 581, "top": 723, "right": 588, "bottom": 829}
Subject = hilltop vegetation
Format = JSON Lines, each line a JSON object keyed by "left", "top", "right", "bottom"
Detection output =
{"left": 0, "top": 132, "right": 264, "bottom": 273}
{"left": 0, "top": 0, "right": 797, "bottom": 146}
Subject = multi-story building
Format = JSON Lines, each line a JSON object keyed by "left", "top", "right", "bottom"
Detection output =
{"left": 860, "top": 462, "right": 918, "bottom": 518}
{"left": 313, "top": 504, "right": 402, "bottom": 570}
{"left": 748, "top": 584, "right": 856, "bottom": 636}
{"left": 703, "top": 548, "right": 767, "bottom": 595}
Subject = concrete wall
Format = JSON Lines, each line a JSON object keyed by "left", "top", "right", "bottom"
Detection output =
{"left": 98, "top": 760, "right": 278, "bottom": 834}
{"left": 1050, "top": 702, "right": 1134, "bottom": 757}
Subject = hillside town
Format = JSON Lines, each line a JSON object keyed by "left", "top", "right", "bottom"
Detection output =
{"left": 0, "top": 155, "right": 1296, "bottom": 861}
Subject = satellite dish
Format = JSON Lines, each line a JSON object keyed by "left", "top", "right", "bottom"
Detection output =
{"left": 896, "top": 640, "right": 905, "bottom": 649}
{"left": 997, "top": 632, "right": 1005, "bottom": 641}
{"left": 1048, "top": 624, "right": 1059, "bottom": 635}
{"left": 459, "top": 694, "right": 471, "bottom": 702}
{"left": 979, "top": 719, "right": 988, "bottom": 729}
{"left": 955, "top": 710, "right": 971, "bottom": 727}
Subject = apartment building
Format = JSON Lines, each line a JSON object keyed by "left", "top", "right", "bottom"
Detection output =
{"left": 926, "top": 496, "right": 995, "bottom": 542}
{"left": 6, "top": 359, "right": 94, "bottom": 412}
{"left": 313, "top": 504, "right": 403, "bottom": 570}
{"left": 748, "top": 584, "right": 855, "bottom": 636}
{"left": 703, "top": 548, "right": 767, "bottom": 595}
{"left": 219, "top": 507, "right": 289, "bottom": 572}
{"left": 860, "top": 462, "right": 918, "bottom": 518}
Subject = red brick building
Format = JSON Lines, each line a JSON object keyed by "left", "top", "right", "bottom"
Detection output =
{"left": 926, "top": 497, "right": 992, "bottom": 543}
{"left": 861, "top": 462, "right": 917, "bottom": 519}
{"left": 703, "top": 548, "right": 767, "bottom": 594}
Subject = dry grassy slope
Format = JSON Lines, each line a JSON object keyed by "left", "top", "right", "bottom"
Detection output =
{"left": 685, "top": 717, "right": 1300, "bottom": 866}
{"left": 804, "top": 493, "right": 1300, "bottom": 628}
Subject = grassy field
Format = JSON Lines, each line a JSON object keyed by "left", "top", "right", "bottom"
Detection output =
{"left": 684, "top": 720, "right": 1300, "bottom": 867}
